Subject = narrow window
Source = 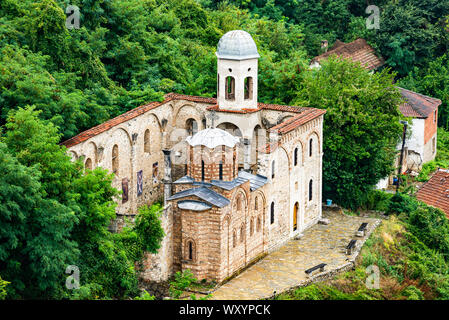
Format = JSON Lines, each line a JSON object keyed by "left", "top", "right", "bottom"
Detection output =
{"left": 144, "top": 129, "right": 150, "bottom": 153}
{"left": 219, "top": 161, "right": 223, "bottom": 180}
{"left": 85, "top": 158, "right": 92, "bottom": 171}
{"left": 270, "top": 202, "right": 275, "bottom": 224}
{"left": 257, "top": 216, "right": 261, "bottom": 232}
{"left": 233, "top": 230, "right": 237, "bottom": 248}
{"left": 240, "top": 225, "right": 245, "bottom": 243}
{"left": 250, "top": 218, "right": 254, "bottom": 236}
{"left": 112, "top": 145, "right": 119, "bottom": 174}
{"left": 254, "top": 196, "right": 258, "bottom": 211}
{"left": 434, "top": 110, "right": 437, "bottom": 123}
{"left": 187, "top": 119, "right": 198, "bottom": 136}
{"left": 201, "top": 160, "right": 205, "bottom": 181}
{"left": 225, "top": 76, "right": 235, "bottom": 100}
{"left": 236, "top": 195, "right": 242, "bottom": 211}
{"left": 187, "top": 241, "right": 194, "bottom": 261}
{"left": 294, "top": 148, "right": 298, "bottom": 166}
{"left": 244, "top": 77, "right": 253, "bottom": 100}
{"left": 217, "top": 74, "right": 220, "bottom": 97}
{"left": 309, "top": 139, "right": 313, "bottom": 157}
{"left": 271, "top": 160, "right": 275, "bottom": 179}
{"left": 309, "top": 179, "right": 313, "bottom": 201}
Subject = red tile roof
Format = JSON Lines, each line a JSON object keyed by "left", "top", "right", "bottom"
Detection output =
{"left": 398, "top": 87, "right": 441, "bottom": 119}
{"left": 416, "top": 169, "right": 449, "bottom": 218}
{"left": 62, "top": 93, "right": 325, "bottom": 148}
{"left": 270, "top": 109, "right": 326, "bottom": 135}
{"left": 311, "top": 38, "right": 385, "bottom": 70}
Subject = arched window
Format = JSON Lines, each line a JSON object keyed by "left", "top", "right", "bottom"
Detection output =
{"left": 250, "top": 218, "right": 254, "bottom": 236}
{"left": 233, "top": 230, "right": 237, "bottom": 248}
{"left": 85, "top": 158, "right": 92, "bottom": 171}
{"left": 236, "top": 194, "right": 242, "bottom": 211}
{"left": 257, "top": 216, "right": 261, "bottom": 232}
{"left": 217, "top": 74, "right": 220, "bottom": 96}
{"left": 186, "top": 240, "right": 195, "bottom": 261}
{"left": 219, "top": 161, "right": 223, "bottom": 180}
{"left": 309, "top": 179, "right": 313, "bottom": 201}
{"left": 201, "top": 160, "right": 205, "bottom": 181}
{"left": 144, "top": 129, "right": 151, "bottom": 153}
{"left": 225, "top": 76, "right": 235, "bottom": 100}
{"left": 240, "top": 224, "right": 245, "bottom": 243}
{"left": 294, "top": 147, "right": 298, "bottom": 166}
{"left": 271, "top": 160, "right": 275, "bottom": 179}
{"left": 112, "top": 145, "right": 119, "bottom": 174}
{"left": 254, "top": 196, "right": 258, "bottom": 211}
{"left": 270, "top": 202, "right": 275, "bottom": 224}
{"left": 309, "top": 138, "right": 313, "bottom": 157}
{"left": 186, "top": 119, "right": 198, "bottom": 136}
{"left": 244, "top": 77, "right": 253, "bottom": 100}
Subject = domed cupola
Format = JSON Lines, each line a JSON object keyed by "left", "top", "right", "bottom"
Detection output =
{"left": 216, "top": 30, "right": 259, "bottom": 111}
{"left": 186, "top": 128, "right": 240, "bottom": 182}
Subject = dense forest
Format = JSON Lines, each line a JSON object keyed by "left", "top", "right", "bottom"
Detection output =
{"left": 1, "top": 0, "right": 449, "bottom": 300}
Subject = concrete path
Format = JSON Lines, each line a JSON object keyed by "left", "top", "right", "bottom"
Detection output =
{"left": 211, "top": 211, "right": 380, "bottom": 300}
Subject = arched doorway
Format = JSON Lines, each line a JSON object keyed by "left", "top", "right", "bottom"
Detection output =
{"left": 293, "top": 202, "right": 299, "bottom": 231}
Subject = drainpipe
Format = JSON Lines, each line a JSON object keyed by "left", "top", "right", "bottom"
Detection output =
{"left": 162, "top": 149, "right": 172, "bottom": 206}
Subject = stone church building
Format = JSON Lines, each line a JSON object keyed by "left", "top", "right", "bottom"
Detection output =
{"left": 63, "top": 30, "right": 326, "bottom": 283}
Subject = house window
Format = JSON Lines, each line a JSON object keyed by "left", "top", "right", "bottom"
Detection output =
{"left": 309, "top": 139, "right": 313, "bottom": 157}
{"left": 225, "top": 76, "right": 235, "bottom": 100}
{"left": 270, "top": 202, "right": 275, "bottom": 224}
{"left": 201, "top": 160, "right": 205, "bottom": 181}
{"left": 144, "top": 129, "right": 150, "bottom": 153}
{"left": 219, "top": 161, "right": 223, "bottom": 180}
{"left": 434, "top": 110, "right": 437, "bottom": 123}
{"left": 244, "top": 77, "right": 253, "bottom": 100}
{"left": 112, "top": 145, "right": 119, "bottom": 174}
{"left": 294, "top": 147, "right": 298, "bottom": 166}
{"left": 309, "top": 179, "right": 313, "bottom": 201}
{"left": 271, "top": 160, "right": 275, "bottom": 179}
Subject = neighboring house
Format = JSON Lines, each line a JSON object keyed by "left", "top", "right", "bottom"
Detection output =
{"left": 62, "top": 30, "right": 326, "bottom": 283}
{"left": 310, "top": 38, "right": 384, "bottom": 71}
{"left": 416, "top": 169, "right": 449, "bottom": 219}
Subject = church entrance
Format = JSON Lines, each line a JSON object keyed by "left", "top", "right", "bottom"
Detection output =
{"left": 293, "top": 202, "right": 299, "bottom": 231}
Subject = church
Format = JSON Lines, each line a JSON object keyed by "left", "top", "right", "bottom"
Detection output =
{"left": 62, "top": 30, "right": 326, "bottom": 283}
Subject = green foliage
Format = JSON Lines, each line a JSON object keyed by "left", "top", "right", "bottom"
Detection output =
{"left": 134, "top": 203, "right": 165, "bottom": 255}
{"left": 294, "top": 57, "right": 403, "bottom": 209}
{"left": 134, "top": 289, "right": 156, "bottom": 300}
{"left": 169, "top": 269, "right": 198, "bottom": 299}
{"left": 0, "top": 277, "right": 9, "bottom": 300}
{"left": 387, "top": 193, "right": 418, "bottom": 215}
{"left": 360, "top": 190, "right": 393, "bottom": 212}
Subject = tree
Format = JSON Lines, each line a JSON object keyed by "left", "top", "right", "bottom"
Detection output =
{"left": 294, "top": 57, "right": 403, "bottom": 209}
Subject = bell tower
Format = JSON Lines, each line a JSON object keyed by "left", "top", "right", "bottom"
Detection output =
{"left": 216, "top": 30, "right": 260, "bottom": 111}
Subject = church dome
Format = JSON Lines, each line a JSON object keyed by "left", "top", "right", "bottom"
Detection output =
{"left": 186, "top": 128, "right": 240, "bottom": 149}
{"left": 216, "top": 30, "right": 260, "bottom": 60}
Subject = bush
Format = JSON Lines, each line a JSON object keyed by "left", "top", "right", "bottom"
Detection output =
{"left": 402, "top": 285, "right": 424, "bottom": 300}
{"left": 387, "top": 193, "right": 418, "bottom": 215}
{"left": 169, "top": 269, "right": 198, "bottom": 299}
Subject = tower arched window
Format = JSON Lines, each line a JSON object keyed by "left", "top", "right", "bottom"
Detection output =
{"left": 271, "top": 160, "right": 275, "bottom": 179}
{"left": 270, "top": 202, "right": 275, "bottom": 224}
{"left": 309, "top": 179, "right": 313, "bottom": 201}
{"left": 144, "top": 129, "right": 150, "bottom": 153}
{"left": 201, "top": 160, "right": 205, "bottom": 181}
{"left": 309, "top": 138, "right": 313, "bottom": 157}
{"left": 225, "top": 76, "right": 235, "bottom": 100}
{"left": 294, "top": 147, "right": 298, "bottom": 166}
{"left": 112, "top": 145, "right": 119, "bottom": 174}
{"left": 244, "top": 77, "right": 253, "bottom": 100}
{"left": 219, "top": 161, "right": 223, "bottom": 180}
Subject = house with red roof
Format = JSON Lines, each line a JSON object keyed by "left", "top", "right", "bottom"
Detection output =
{"left": 416, "top": 169, "right": 449, "bottom": 219}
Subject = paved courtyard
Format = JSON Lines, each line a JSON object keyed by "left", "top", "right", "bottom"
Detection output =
{"left": 211, "top": 210, "right": 380, "bottom": 300}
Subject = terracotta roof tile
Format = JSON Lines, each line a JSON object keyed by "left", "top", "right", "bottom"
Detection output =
{"left": 398, "top": 87, "right": 441, "bottom": 119}
{"left": 416, "top": 169, "right": 449, "bottom": 218}
{"left": 312, "top": 38, "right": 384, "bottom": 70}
{"left": 62, "top": 93, "right": 325, "bottom": 148}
